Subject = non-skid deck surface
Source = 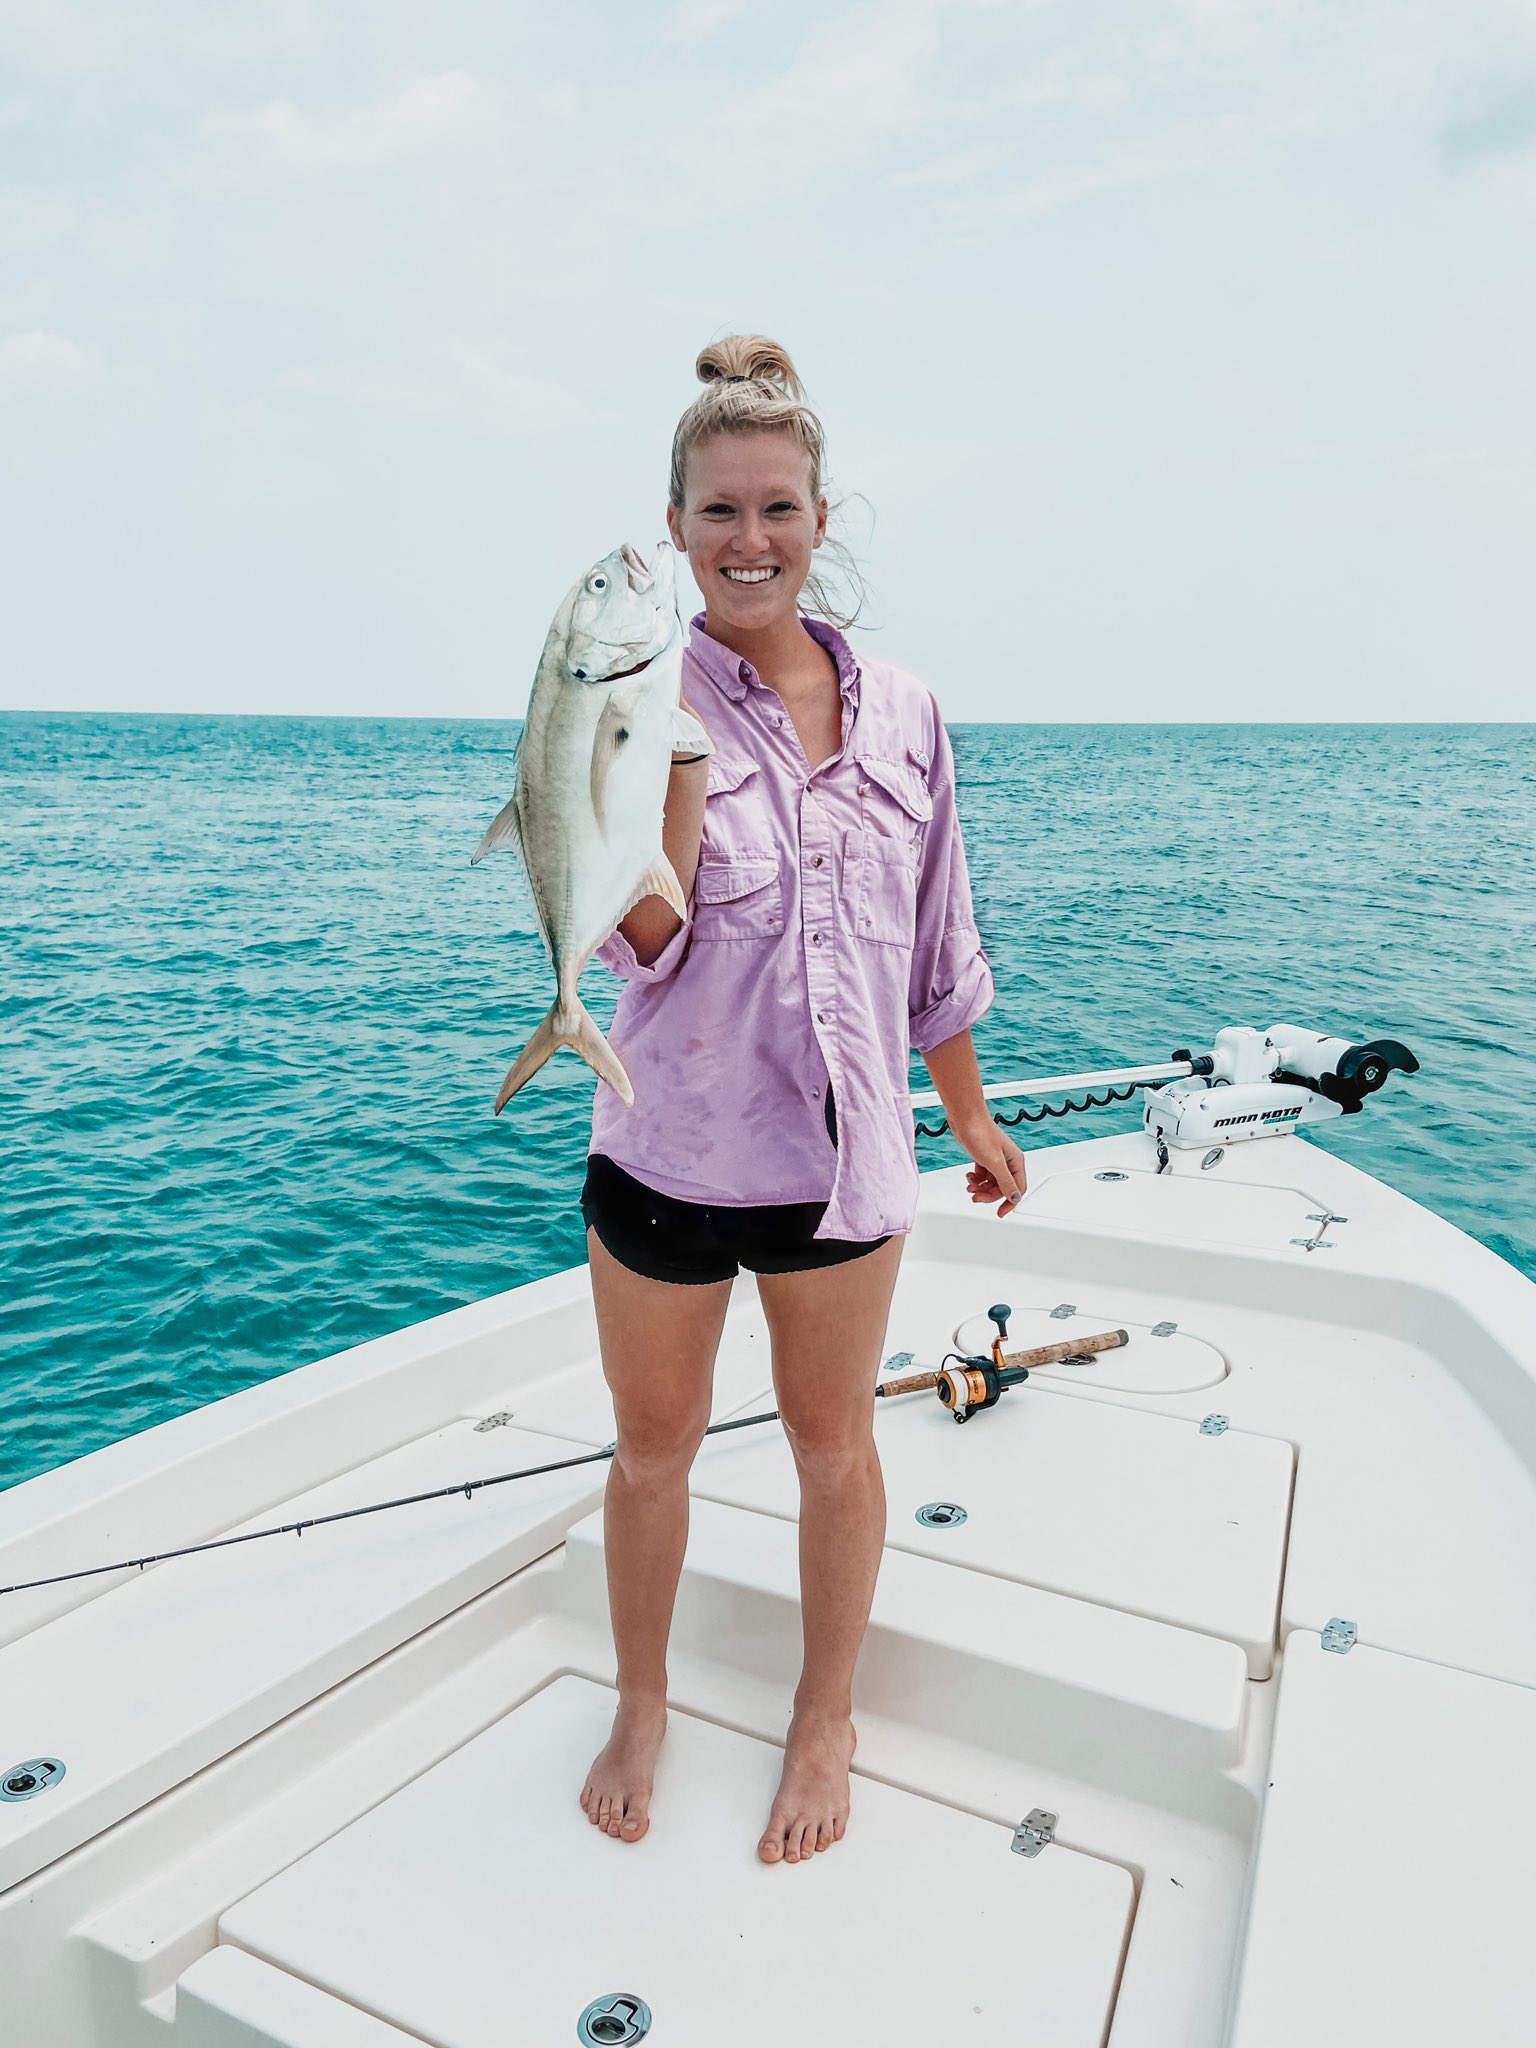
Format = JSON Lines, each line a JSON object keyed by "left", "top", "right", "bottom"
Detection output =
{"left": 0, "top": 1422, "right": 602, "bottom": 1893}
{"left": 216, "top": 1675, "right": 1134, "bottom": 2048}
{"left": 693, "top": 1379, "right": 1294, "bottom": 1675}
{"left": 1018, "top": 1166, "right": 1334, "bottom": 1248}
{"left": 1228, "top": 1632, "right": 1536, "bottom": 2047}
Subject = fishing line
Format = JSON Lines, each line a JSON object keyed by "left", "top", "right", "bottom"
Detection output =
{"left": 0, "top": 1406, "right": 783, "bottom": 1599}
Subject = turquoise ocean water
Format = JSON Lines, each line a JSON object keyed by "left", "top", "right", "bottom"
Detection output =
{"left": 4, "top": 714, "right": 1533, "bottom": 1495}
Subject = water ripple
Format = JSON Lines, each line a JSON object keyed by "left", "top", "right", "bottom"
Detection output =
{"left": 3, "top": 712, "right": 1534, "bottom": 1492}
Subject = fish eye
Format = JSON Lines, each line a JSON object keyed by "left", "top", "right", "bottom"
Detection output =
{"left": 590, "top": 575, "right": 607, "bottom": 591}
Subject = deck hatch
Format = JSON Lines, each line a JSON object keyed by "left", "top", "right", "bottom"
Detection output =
{"left": 1022, "top": 1166, "right": 1333, "bottom": 1248}
{"left": 215, "top": 1675, "right": 1134, "bottom": 2047}
{"left": 694, "top": 1386, "right": 1294, "bottom": 1676}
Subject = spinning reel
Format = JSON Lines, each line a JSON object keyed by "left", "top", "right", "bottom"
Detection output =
{"left": 875, "top": 1305, "right": 1130, "bottom": 1423}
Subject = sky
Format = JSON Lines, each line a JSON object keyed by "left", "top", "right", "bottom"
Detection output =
{"left": 2, "top": 0, "right": 1534, "bottom": 722}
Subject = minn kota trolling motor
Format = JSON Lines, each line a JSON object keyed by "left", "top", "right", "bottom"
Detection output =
{"left": 1141, "top": 1024, "right": 1419, "bottom": 1164}
{"left": 874, "top": 1307, "right": 1131, "bottom": 1424}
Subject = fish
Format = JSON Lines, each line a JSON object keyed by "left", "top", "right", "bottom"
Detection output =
{"left": 471, "top": 540, "right": 711, "bottom": 1112}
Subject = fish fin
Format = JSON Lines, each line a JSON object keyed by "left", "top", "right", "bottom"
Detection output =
{"left": 670, "top": 705, "right": 713, "bottom": 757}
{"left": 494, "top": 998, "right": 635, "bottom": 1113}
{"left": 620, "top": 851, "right": 686, "bottom": 922}
{"left": 471, "top": 794, "right": 522, "bottom": 866}
{"left": 590, "top": 699, "right": 639, "bottom": 838}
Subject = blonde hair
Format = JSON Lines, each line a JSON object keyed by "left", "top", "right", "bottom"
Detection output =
{"left": 669, "top": 334, "right": 867, "bottom": 631}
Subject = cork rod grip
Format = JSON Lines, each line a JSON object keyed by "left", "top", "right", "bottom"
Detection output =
{"left": 1000, "top": 1328, "right": 1130, "bottom": 1368}
{"left": 876, "top": 1370, "right": 942, "bottom": 1398}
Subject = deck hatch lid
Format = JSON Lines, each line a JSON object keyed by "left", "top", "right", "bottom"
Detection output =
{"left": 217, "top": 1675, "right": 1134, "bottom": 2047}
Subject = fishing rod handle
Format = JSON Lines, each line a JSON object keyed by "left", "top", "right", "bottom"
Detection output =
{"left": 875, "top": 1371, "right": 942, "bottom": 1398}
{"left": 1001, "top": 1328, "right": 1129, "bottom": 1368}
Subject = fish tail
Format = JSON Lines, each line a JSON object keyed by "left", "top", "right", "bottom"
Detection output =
{"left": 493, "top": 998, "right": 635, "bottom": 1113}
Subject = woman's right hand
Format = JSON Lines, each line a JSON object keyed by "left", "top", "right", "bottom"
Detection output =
{"left": 671, "top": 692, "right": 713, "bottom": 766}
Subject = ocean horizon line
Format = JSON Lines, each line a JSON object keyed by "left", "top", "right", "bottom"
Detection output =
{"left": 4, "top": 707, "right": 1533, "bottom": 732}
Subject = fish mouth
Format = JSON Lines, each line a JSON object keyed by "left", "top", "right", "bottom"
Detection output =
{"left": 569, "top": 649, "right": 655, "bottom": 684}
{"left": 621, "top": 543, "right": 654, "bottom": 593}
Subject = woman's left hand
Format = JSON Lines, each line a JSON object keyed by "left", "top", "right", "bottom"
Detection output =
{"left": 954, "top": 1118, "right": 1028, "bottom": 1217}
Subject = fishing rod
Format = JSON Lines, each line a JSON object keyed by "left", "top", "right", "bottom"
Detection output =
{"left": 0, "top": 1409, "right": 779, "bottom": 1599}
{"left": 0, "top": 1309, "right": 1129, "bottom": 1597}
{"left": 877, "top": 1307, "right": 1130, "bottom": 1422}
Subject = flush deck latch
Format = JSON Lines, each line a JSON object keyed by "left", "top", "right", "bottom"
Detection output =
{"left": 2, "top": 1758, "right": 66, "bottom": 1802}
{"left": 578, "top": 1993, "right": 652, "bottom": 2043}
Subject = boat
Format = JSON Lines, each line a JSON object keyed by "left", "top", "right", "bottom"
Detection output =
{"left": 3, "top": 1021, "right": 1533, "bottom": 2046}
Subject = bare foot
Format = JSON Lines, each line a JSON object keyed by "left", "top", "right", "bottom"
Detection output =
{"left": 758, "top": 1709, "right": 857, "bottom": 1864}
{"left": 580, "top": 1698, "right": 668, "bottom": 1843}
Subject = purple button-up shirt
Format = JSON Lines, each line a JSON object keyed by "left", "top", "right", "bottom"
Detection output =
{"left": 589, "top": 614, "right": 994, "bottom": 1241}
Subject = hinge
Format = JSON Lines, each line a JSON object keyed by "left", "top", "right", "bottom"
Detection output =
{"left": 1321, "top": 1617, "right": 1357, "bottom": 1654}
{"left": 1199, "top": 1413, "right": 1229, "bottom": 1436}
{"left": 1012, "top": 1808, "right": 1057, "bottom": 1858}
{"left": 1050, "top": 1303, "right": 1076, "bottom": 1320}
{"left": 1151, "top": 1320, "right": 1178, "bottom": 1337}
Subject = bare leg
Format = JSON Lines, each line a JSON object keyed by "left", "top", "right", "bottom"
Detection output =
{"left": 752, "top": 1233, "right": 904, "bottom": 1863}
{"left": 578, "top": 1228, "right": 733, "bottom": 1842}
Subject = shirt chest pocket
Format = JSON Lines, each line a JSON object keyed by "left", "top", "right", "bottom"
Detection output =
{"left": 695, "top": 754, "right": 786, "bottom": 941}
{"left": 842, "top": 749, "right": 933, "bottom": 948}
{"left": 693, "top": 856, "right": 784, "bottom": 941}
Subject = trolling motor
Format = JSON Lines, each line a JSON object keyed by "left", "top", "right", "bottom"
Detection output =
{"left": 1143, "top": 1023, "right": 1418, "bottom": 1154}
{"left": 875, "top": 1305, "right": 1131, "bottom": 1423}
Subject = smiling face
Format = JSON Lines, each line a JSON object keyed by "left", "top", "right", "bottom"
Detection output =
{"left": 666, "top": 430, "right": 828, "bottom": 633}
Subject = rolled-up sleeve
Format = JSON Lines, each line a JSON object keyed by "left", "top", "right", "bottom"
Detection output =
{"left": 594, "top": 902, "right": 694, "bottom": 983}
{"left": 907, "top": 703, "right": 995, "bottom": 1052}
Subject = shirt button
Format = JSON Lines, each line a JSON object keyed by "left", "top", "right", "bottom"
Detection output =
{"left": 817, "top": 1010, "right": 829, "bottom": 1023}
{"left": 812, "top": 932, "right": 822, "bottom": 944}
{"left": 811, "top": 854, "right": 824, "bottom": 867}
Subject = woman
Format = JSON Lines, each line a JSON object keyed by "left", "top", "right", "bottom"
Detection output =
{"left": 577, "top": 335, "right": 1028, "bottom": 1865}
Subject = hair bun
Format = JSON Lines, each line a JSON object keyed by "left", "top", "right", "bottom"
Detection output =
{"left": 695, "top": 335, "right": 804, "bottom": 401}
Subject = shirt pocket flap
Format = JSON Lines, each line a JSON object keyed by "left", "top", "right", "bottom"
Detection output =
{"left": 695, "top": 857, "right": 779, "bottom": 905}
{"left": 856, "top": 752, "right": 934, "bottom": 823}
{"left": 706, "top": 753, "right": 760, "bottom": 796}
{"left": 844, "top": 827, "right": 911, "bottom": 866}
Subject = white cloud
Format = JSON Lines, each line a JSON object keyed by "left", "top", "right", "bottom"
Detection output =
{"left": 274, "top": 346, "right": 592, "bottom": 430}
{"left": 0, "top": 0, "right": 1532, "bottom": 717}
{"left": 0, "top": 328, "right": 102, "bottom": 393}
{"left": 193, "top": 71, "right": 486, "bottom": 178}
{"left": 661, "top": 0, "right": 748, "bottom": 54}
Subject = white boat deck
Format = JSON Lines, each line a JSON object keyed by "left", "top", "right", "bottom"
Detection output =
{"left": 3, "top": 1125, "right": 1535, "bottom": 2046}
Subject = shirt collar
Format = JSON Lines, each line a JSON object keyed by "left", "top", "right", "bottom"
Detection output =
{"left": 688, "top": 613, "right": 861, "bottom": 705}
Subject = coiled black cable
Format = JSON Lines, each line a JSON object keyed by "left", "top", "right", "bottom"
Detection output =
{"left": 913, "top": 1078, "right": 1159, "bottom": 1139}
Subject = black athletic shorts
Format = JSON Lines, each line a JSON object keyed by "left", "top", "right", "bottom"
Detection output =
{"left": 581, "top": 1087, "right": 893, "bottom": 1286}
